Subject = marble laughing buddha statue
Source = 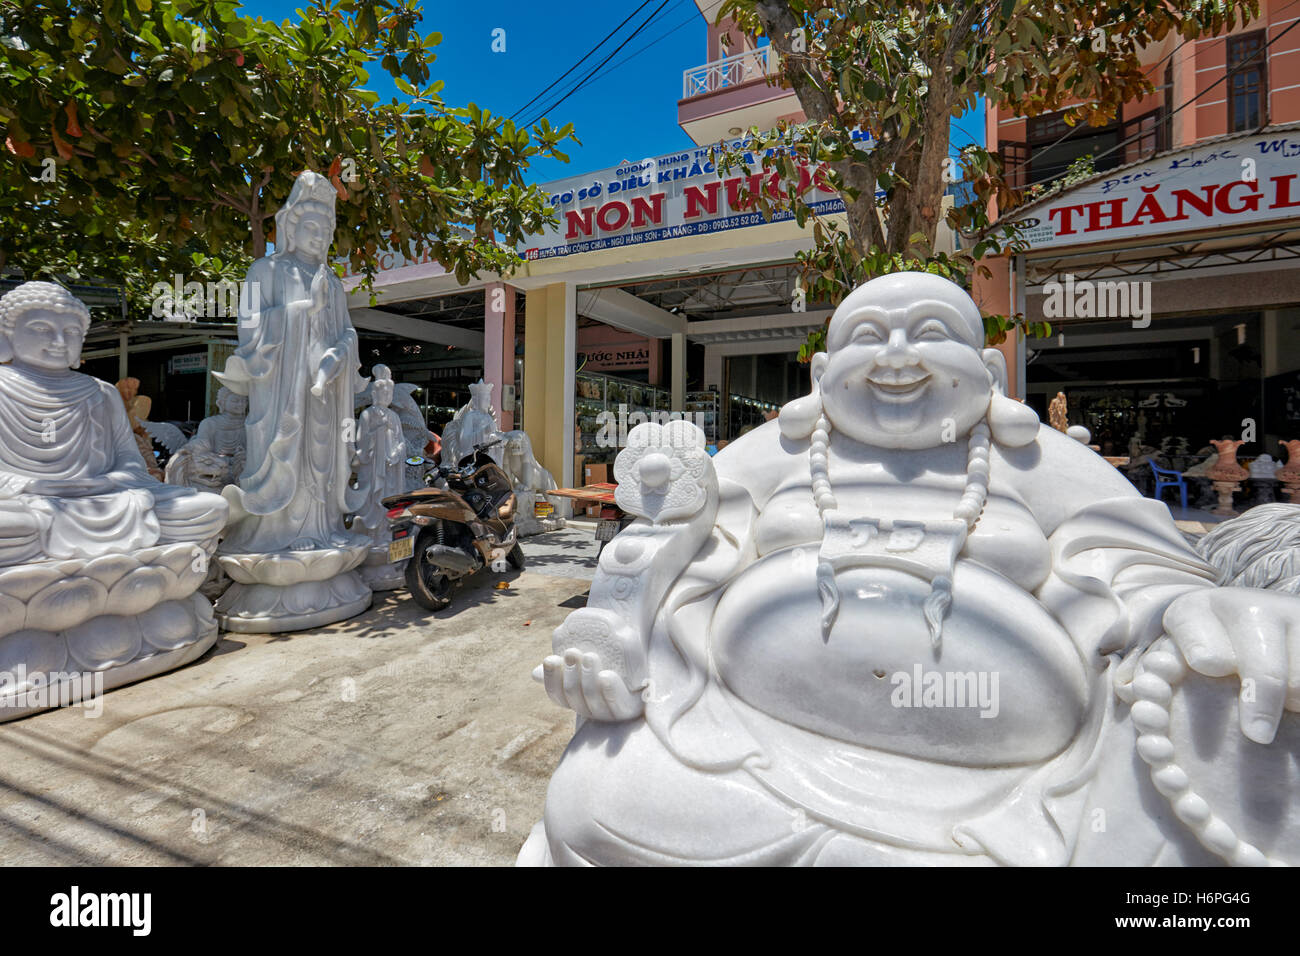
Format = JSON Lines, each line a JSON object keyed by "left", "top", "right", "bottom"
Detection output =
{"left": 520, "top": 272, "right": 1300, "bottom": 867}
{"left": 0, "top": 282, "right": 229, "bottom": 717}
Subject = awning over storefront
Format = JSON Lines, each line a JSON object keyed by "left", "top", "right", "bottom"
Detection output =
{"left": 997, "top": 124, "right": 1300, "bottom": 323}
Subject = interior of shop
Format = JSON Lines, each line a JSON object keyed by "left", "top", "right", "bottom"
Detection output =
{"left": 1025, "top": 311, "right": 1270, "bottom": 464}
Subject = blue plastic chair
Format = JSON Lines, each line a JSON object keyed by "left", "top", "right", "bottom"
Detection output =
{"left": 1148, "top": 459, "right": 1188, "bottom": 509}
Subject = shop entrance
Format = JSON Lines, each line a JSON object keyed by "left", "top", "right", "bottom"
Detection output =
{"left": 1026, "top": 312, "right": 1263, "bottom": 462}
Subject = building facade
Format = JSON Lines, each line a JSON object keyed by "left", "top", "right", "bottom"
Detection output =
{"left": 976, "top": 0, "right": 1300, "bottom": 465}
{"left": 80, "top": 2, "right": 1300, "bottom": 491}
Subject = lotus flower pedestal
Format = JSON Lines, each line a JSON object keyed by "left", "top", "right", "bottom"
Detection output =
{"left": 214, "top": 544, "right": 371, "bottom": 634}
{"left": 0, "top": 540, "right": 220, "bottom": 719}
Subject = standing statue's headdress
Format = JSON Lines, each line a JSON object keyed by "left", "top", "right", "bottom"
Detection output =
{"left": 469, "top": 379, "right": 496, "bottom": 414}
{"left": 274, "top": 170, "right": 338, "bottom": 246}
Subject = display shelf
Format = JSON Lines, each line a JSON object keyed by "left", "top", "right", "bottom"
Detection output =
{"left": 728, "top": 393, "right": 779, "bottom": 438}
{"left": 576, "top": 370, "right": 677, "bottom": 462}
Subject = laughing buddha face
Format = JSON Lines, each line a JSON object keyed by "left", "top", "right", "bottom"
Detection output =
{"left": 812, "top": 273, "right": 1006, "bottom": 450}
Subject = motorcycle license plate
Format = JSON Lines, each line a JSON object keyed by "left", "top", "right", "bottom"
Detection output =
{"left": 595, "top": 520, "right": 621, "bottom": 542}
{"left": 389, "top": 535, "right": 414, "bottom": 562}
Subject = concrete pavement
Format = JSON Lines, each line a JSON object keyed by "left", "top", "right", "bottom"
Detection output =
{"left": 0, "top": 536, "right": 596, "bottom": 866}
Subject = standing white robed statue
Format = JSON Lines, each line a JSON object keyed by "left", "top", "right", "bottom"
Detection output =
{"left": 0, "top": 282, "right": 229, "bottom": 718}
{"left": 521, "top": 273, "right": 1300, "bottom": 867}
{"left": 354, "top": 375, "right": 437, "bottom": 489}
{"left": 213, "top": 170, "right": 372, "bottom": 632}
{"left": 349, "top": 365, "right": 409, "bottom": 591}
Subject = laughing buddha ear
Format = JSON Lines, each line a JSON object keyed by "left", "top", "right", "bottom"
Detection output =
{"left": 780, "top": 352, "right": 828, "bottom": 440}
{"left": 981, "top": 347, "right": 1009, "bottom": 396}
{"left": 981, "top": 348, "right": 1040, "bottom": 448}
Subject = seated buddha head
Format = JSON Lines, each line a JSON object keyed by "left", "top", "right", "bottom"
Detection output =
{"left": 0, "top": 281, "right": 91, "bottom": 371}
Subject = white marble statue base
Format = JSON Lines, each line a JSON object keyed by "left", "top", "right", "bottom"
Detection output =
{"left": 516, "top": 515, "right": 566, "bottom": 536}
{"left": 515, "top": 491, "right": 566, "bottom": 536}
{"left": 215, "top": 544, "right": 372, "bottom": 633}
{"left": 359, "top": 547, "right": 406, "bottom": 591}
{"left": 0, "top": 592, "right": 219, "bottom": 722}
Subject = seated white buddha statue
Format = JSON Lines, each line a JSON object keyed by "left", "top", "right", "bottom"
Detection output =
{"left": 0, "top": 282, "right": 228, "bottom": 567}
{"left": 521, "top": 273, "right": 1300, "bottom": 867}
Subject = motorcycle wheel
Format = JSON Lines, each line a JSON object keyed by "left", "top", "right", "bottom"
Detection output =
{"left": 405, "top": 539, "right": 454, "bottom": 611}
{"left": 506, "top": 543, "right": 525, "bottom": 570}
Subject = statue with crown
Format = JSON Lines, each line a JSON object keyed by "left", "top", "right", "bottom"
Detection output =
{"left": 520, "top": 273, "right": 1300, "bottom": 866}
{"left": 0, "top": 281, "right": 229, "bottom": 717}
{"left": 211, "top": 170, "right": 373, "bottom": 632}
{"left": 441, "top": 380, "right": 563, "bottom": 535}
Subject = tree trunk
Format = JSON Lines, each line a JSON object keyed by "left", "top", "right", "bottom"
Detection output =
{"left": 250, "top": 184, "right": 266, "bottom": 259}
{"left": 841, "top": 159, "right": 885, "bottom": 255}
{"left": 884, "top": 61, "right": 952, "bottom": 259}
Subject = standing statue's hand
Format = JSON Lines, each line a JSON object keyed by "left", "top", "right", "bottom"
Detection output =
{"left": 310, "top": 264, "right": 330, "bottom": 313}
{"left": 312, "top": 349, "right": 342, "bottom": 398}
{"left": 1163, "top": 587, "right": 1300, "bottom": 744}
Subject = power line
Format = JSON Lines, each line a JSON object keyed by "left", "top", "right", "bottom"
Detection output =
{"left": 583, "top": 0, "right": 723, "bottom": 87}
{"left": 518, "top": 0, "right": 677, "bottom": 128}
{"left": 509, "top": 0, "right": 656, "bottom": 122}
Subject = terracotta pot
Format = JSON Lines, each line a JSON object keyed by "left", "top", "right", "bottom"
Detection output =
{"left": 1208, "top": 439, "right": 1249, "bottom": 482}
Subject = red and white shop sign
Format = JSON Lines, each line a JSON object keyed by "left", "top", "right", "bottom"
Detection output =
{"left": 1016, "top": 130, "right": 1300, "bottom": 249}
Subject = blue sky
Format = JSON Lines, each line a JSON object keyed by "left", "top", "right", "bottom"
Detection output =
{"left": 241, "top": 2, "right": 983, "bottom": 186}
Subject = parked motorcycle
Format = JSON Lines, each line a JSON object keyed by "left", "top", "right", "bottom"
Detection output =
{"left": 382, "top": 437, "right": 523, "bottom": 611}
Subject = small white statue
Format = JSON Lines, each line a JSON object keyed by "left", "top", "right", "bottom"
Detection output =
{"left": 349, "top": 365, "right": 409, "bottom": 590}
{"left": 212, "top": 170, "right": 372, "bottom": 632}
{"left": 356, "top": 377, "right": 434, "bottom": 489}
{"left": 164, "top": 386, "right": 248, "bottom": 494}
{"left": 521, "top": 272, "right": 1300, "bottom": 867}
{"left": 440, "top": 380, "right": 502, "bottom": 469}
{"left": 502, "top": 429, "right": 564, "bottom": 535}
{"left": 0, "top": 281, "right": 229, "bottom": 718}
{"left": 440, "top": 380, "right": 559, "bottom": 534}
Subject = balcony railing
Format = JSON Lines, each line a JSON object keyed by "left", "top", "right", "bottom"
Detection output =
{"left": 682, "top": 45, "right": 776, "bottom": 100}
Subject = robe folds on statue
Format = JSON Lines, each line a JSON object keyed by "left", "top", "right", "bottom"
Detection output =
{"left": 351, "top": 404, "right": 407, "bottom": 542}
{"left": 579, "top": 491, "right": 1224, "bottom": 866}
{"left": 215, "top": 253, "right": 367, "bottom": 553}
{"left": 0, "top": 365, "right": 226, "bottom": 565}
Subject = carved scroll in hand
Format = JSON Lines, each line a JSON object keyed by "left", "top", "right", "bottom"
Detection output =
{"left": 534, "top": 420, "right": 720, "bottom": 721}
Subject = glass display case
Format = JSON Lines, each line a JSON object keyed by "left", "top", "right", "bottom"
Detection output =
{"left": 684, "top": 390, "right": 719, "bottom": 444}
{"left": 576, "top": 373, "right": 720, "bottom": 464}
{"left": 728, "top": 393, "right": 780, "bottom": 438}
{"left": 577, "top": 371, "right": 666, "bottom": 464}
